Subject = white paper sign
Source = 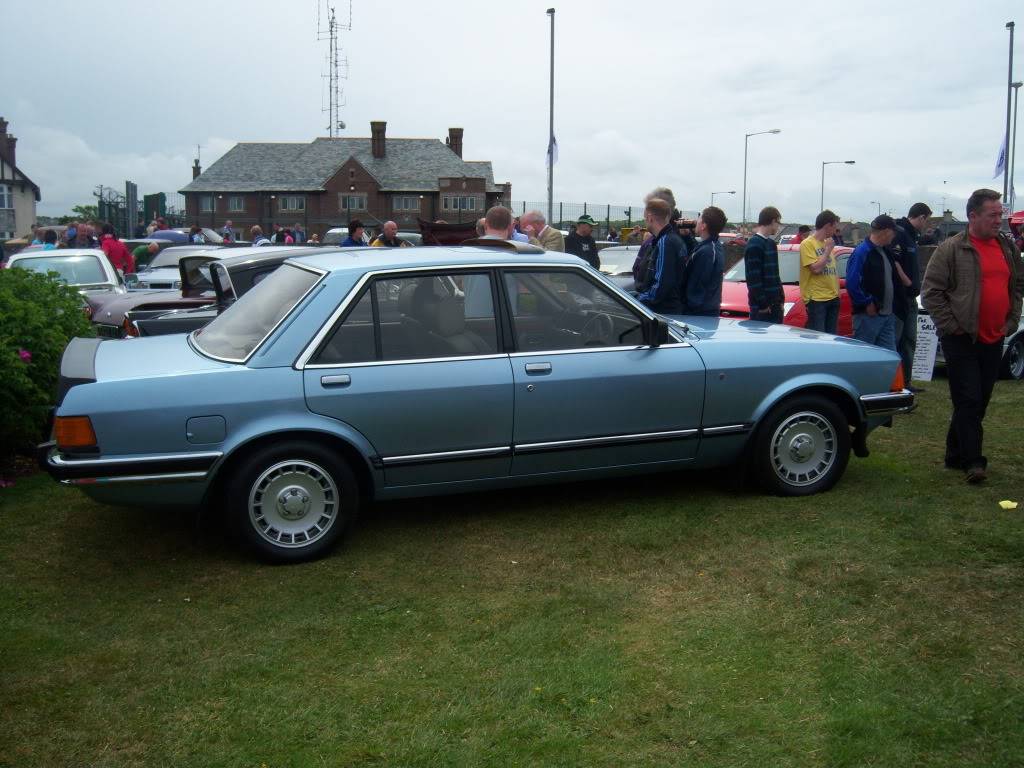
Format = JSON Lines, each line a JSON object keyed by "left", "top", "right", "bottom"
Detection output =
{"left": 912, "top": 313, "right": 939, "bottom": 382}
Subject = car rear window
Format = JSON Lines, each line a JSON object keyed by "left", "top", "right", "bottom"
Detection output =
{"left": 192, "top": 264, "right": 321, "bottom": 362}
{"left": 14, "top": 255, "right": 109, "bottom": 285}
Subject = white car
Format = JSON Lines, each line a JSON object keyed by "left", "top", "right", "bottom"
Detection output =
{"left": 6, "top": 248, "right": 127, "bottom": 297}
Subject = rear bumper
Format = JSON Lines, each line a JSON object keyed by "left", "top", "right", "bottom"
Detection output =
{"left": 860, "top": 389, "right": 915, "bottom": 416}
{"left": 39, "top": 442, "right": 221, "bottom": 485}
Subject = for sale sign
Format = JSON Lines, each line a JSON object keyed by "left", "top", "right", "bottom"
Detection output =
{"left": 912, "top": 313, "right": 939, "bottom": 382}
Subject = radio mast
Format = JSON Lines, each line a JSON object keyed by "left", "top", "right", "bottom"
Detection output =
{"left": 317, "top": 0, "right": 352, "bottom": 137}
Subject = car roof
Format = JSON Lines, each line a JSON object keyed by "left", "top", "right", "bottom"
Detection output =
{"left": 290, "top": 245, "right": 584, "bottom": 274}
{"left": 214, "top": 245, "right": 334, "bottom": 271}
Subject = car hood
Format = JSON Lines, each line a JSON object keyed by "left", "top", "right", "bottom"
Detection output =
{"left": 95, "top": 334, "right": 234, "bottom": 382}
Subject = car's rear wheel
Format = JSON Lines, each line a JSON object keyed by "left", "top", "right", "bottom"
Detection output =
{"left": 1001, "top": 334, "right": 1024, "bottom": 380}
{"left": 753, "top": 395, "right": 850, "bottom": 496}
{"left": 227, "top": 441, "right": 358, "bottom": 563}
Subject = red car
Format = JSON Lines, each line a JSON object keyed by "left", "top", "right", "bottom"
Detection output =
{"left": 720, "top": 243, "right": 855, "bottom": 336}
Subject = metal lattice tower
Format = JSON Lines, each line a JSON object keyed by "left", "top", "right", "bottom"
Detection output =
{"left": 317, "top": 0, "right": 351, "bottom": 137}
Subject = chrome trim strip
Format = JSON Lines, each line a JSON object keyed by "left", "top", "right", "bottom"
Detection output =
{"left": 306, "top": 353, "right": 508, "bottom": 370}
{"left": 192, "top": 262, "right": 328, "bottom": 365}
{"left": 61, "top": 471, "right": 209, "bottom": 486}
{"left": 515, "top": 428, "right": 699, "bottom": 453}
{"left": 381, "top": 446, "right": 512, "bottom": 466}
{"left": 49, "top": 451, "right": 222, "bottom": 468}
{"left": 701, "top": 424, "right": 749, "bottom": 436}
{"left": 507, "top": 343, "right": 691, "bottom": 358}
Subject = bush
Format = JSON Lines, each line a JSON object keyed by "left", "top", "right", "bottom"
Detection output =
{"left": 0, "top": 267, "right": 95, "bottom": 463}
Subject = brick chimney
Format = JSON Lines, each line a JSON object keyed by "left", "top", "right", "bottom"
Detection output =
{"left": 192, "top": 158, "right": 202, "bottom": 179}
{"left": 447, "top": 127, "right": 464, "bottom": 158}
{"left": 370, "top": 121, "right": 386, "bottom": 159}
{"left": 0, "top": 117, "right": 14, "bottom": 166}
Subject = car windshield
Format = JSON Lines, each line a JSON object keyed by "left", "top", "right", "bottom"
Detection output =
{"left": 322, "top": 230, "right": 346, "bottom": 245}
{"left": 192, "top": 263, "right": 321, "bottom": 362}
{"left": 14, "top": 255, "right": 109, "bottom": 286}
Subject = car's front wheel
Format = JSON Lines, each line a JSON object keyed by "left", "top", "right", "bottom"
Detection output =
{"left": 1002, "top": 334, "right": 1024, "bottom": 380}
{"left": 753, "top": 395, "right": 851, "bottom": 496}
{"left": 227, "top": 441, "right": 358, "bottom": 563}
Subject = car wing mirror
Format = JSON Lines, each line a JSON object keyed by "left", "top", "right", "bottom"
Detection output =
{"left": 644, "top": 316, "right": 670, "bottom": 346}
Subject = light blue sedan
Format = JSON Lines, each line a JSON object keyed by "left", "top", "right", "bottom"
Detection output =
{"left": 41, "top": 243, "right": 913, "bottom": 562}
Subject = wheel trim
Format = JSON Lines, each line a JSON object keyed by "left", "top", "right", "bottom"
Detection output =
{"left": 769, "top": 411, "right": 837, "bottom": 487}
{"left": 1009, "top": 339, "right": 1024, "bottom": 379}
{"left": 249, "top": 460, "right": 339, "bottom": 549}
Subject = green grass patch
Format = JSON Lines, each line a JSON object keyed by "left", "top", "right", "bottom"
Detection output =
{"left": 2, "top": 383, "right": 1023, "bottom": 766}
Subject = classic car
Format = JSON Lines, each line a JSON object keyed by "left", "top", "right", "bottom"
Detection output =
{"left": 6, "top": 249, "right": 127, "bottom": 300}
{"left": 127, "top": 248, "right": 312, "bottom": 336}
{"left": 41, "top": 243, "right": 912, "bottom": 563}
{"left": 720, "top": 244, "right": 855, "bottom": 336}
{"left": 88, "top": 245, "right": 304, "bottom": 338}
{"left": 128, "top": 245, "right": 224, "bottom": 290}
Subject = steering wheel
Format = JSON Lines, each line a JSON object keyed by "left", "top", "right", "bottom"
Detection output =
{"left": 581, "top": 312, "right": 613, "bottom": 346}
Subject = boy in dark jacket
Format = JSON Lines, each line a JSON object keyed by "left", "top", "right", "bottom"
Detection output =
{"left": 680, "top": 206, "right": 726, "bottom": 316}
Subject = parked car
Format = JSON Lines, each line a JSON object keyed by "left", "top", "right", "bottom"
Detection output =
{"left": 720, "top": 244, "right": 855, "bottom": 336}
{"left": 128, "top": 248, "right": 309, "bottom": 336}
{"left": 719, "top": 232, "right": 748, "bottom": 247}
{"left": 596, "top": 244, "right": 641, "bottom": 291}
{"left": 41, "top": 242, "right": 912, "bottom": 563}
{"left": 128, "top": 245, "right": 224, "bottom": 291}
{"left": 6, "top": 249, "right": 127, "bottom": 299}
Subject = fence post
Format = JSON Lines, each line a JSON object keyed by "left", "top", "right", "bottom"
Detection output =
{"left": 606, "top": 204, "right": 610, "bottom": 239}
{"left": 559, "top": 202, "right": 563, "bottom": 229}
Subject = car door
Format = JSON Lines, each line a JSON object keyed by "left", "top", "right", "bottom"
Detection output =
{"left": 303, "top": 270, "right": 514, "bottom": 487}
{"left": 502, "top": 268, "right": 706, "bottom": 476}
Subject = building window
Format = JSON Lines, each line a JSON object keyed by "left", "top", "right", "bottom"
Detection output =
{"left": 199, "top": 195, "right": 214, "bottom": 213}
{"left": 0, "top": 185, "right": 13, "bottom": 210}
{"left": 392, "top": 196, "right": 420, "bottom": 212}
{"left": 228, "top": 195, "right": 245, "bottom": 212}
{"left": 442, "top": 195, "right": 478, "bottom": 212}
{"left": 349, "top": 169, "right": 356, "bottom": 181}
{"left": 339, "top": 194, "right": 367, "bottom": 211}
{"left": 279, "top": 195, "right": 305, "bottom": 211}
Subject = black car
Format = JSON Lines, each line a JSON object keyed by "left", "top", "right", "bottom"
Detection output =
{"left": 128, "top": 247, "right": 327, "bottom": 336}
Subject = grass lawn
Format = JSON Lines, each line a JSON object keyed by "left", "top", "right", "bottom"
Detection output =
{"left": 1, "top": 382, "right": 1022, "bottom": 767}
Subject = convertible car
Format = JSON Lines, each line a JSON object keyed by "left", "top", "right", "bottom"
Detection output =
{"left": 41, "top": 243, "right": 912, "bottom": 563}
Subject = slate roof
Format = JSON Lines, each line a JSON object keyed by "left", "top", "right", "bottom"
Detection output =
{"left": 180, "top": 137, "right": 501, "bottom": 194}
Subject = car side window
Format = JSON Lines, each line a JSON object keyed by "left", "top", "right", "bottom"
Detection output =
{"left": 503, "top": 270, "right": 645, "bottom": 352}
{"left": 379, "top": 273, "right": 499, "bottom": 360}
{"left": 311, "top": 271, "right": 500, "bottom": 365}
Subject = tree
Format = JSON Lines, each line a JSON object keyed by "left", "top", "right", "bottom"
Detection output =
{"left": 57, "top": 204, "right": 99, "bottom": 224}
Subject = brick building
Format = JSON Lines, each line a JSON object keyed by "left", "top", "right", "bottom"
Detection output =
{"left": 0, "top": 117, "right": 41, "bottom": 240}
{"left": 180, "top": 122, "right": 510, "bottom": 239}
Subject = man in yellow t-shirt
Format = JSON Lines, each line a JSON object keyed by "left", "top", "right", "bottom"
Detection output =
{"left": 799, "top": 210, "right": 841, "bottom": 333}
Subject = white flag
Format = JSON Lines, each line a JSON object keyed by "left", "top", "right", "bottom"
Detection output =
{"left": 546, "top": 135, "right": 558, "bottom": 169}
{"left": 993, "top": 135, "right": 1007, "bottom": 179}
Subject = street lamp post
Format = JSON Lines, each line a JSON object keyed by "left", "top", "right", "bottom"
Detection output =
{"left": 1003, "top": 22, "right": 1015, "bottom": 204}
{"left": 869, "top": 201, "right": 881, "bottom": 217}
{"left": 742, "top": 129, "right": 781, "bottom": 229}
{"left": 711, "top": 190, "right": 736, "bottom": 208}
{"left": 820, "top": 160, "right": 856, "bottom": 211}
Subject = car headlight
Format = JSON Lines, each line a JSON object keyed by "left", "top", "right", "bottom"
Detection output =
{"left": 174, "top": 280, "right": 182, "bottom": 289}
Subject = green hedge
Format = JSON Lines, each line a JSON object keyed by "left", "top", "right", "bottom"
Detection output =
{"left": 0, "top": 268, "right": 95, "bottom": 462}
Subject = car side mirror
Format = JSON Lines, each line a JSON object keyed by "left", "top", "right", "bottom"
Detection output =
{"left": 644, "top": 317, "right": 670, "bottom": 346}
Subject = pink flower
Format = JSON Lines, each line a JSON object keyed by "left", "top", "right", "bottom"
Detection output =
{"left": 18, "top": 349, "right": 31, "bottom": 363}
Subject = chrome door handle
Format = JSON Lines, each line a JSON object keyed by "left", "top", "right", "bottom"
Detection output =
{"left": 321, "top": 374, "right": 351, "bottom": 387}
{"left": 525, "top": 363, "right": 551, "bottom": 374}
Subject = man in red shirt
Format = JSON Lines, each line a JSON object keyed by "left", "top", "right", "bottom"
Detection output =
{"left": 921, "top": 189, "right": 1023, "bottom": 483}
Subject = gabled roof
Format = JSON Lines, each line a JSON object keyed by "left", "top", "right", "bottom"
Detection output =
{"left": 180, "top": 137, "right": 502, "bottom": 195}
{"left": 0, "top": 152, "right": 41, "bottom": 202}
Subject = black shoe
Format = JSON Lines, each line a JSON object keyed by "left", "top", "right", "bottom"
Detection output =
{"left": 965, "top": 466, "right": 987, "bottom": 484}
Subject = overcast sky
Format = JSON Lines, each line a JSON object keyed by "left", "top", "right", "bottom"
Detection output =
{"left": 5, "top": 0, "right": 1021, "bottom": 223}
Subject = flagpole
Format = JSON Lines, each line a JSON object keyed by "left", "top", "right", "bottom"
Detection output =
{"left": 547, "top": 8, "right": 555, "bottom": 227}
{"left": 1004, "top": 21, "right": 1015, "bottom": 207}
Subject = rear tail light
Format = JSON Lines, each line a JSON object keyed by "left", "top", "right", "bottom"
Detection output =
{"left": 55, "top": 416, "right": 98, "bottom": 450}
{"left": 123, "top": 316, "right": 139, "bottom": 337}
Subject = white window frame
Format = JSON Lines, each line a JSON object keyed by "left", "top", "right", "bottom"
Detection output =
{"left": 0, "top": 184, "right": 13, "bottom": 210}
{"left": 228, "top": 195, "right": 245, "bottom": 212}
{"left": 392, "top": 196, "right": 421, "bottom": 212}
{"left": 339, "top": 194, "right": 367, "bottom": 212}
{"left": 280, "top": 195, "right": 306, "bottom": 212}
{"left": 199, "top": 194, "right": 214, "bottom": 213}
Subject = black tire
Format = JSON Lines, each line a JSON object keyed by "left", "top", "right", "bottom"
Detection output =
{"left": 226, "top": 441, "right": 358, "bottom": 563}
{"left": 752, "top": 395, "right": 851, "bottom": 496}
{"left": 1001, "top": 334, "right": 1024, "bottom": 380}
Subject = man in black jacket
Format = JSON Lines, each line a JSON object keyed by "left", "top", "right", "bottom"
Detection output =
{"left": 636, "top": 198, "right": 686, "bottom": 314}
{"left": 891, "top": 202, "right": 932, "bottom": 390}
{"left": 565, "top": 214, "right": 600, "bottom": 269}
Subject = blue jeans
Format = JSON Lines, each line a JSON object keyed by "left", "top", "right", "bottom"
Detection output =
{"left": 852, "top": 312, "right": 897, "bottom": 351}
{"left": 805, "top": 298, "right": 840, "bottom": 334}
